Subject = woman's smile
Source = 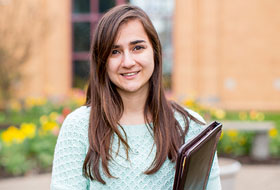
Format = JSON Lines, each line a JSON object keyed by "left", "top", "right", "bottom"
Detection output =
{"left": 121, "top": 71, "right": 140, "bottom": 78}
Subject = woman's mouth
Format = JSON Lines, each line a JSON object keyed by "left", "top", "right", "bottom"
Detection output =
{"left": 121, "top": 71, "right": 139, "bottom": 77}
{"left": 121, "top": 71, "right": 140, "bottom": 79}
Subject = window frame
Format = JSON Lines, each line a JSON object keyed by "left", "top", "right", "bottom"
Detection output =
{"left": 71, "top": 0, "right": 127, "bottom": 87}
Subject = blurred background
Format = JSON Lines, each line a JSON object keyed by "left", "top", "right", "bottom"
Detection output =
{"left": 0, "top": 0, "right": 280, "bottom": 189}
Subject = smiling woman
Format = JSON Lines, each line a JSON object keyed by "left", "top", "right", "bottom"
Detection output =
{"left": 51, "top": 4, "right": 221, "bottom": 190}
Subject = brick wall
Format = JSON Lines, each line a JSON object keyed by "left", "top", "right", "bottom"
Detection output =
{"left": 173, "top": 0, "right": 280, "bottom": 110}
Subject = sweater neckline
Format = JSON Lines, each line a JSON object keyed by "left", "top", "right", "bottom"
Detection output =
{"left": 117, "top": 123, "right": 153, "bottom": 137}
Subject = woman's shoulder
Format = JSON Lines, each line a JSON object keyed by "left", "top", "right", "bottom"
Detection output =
{"left": 65, "top": 105, "right": 91, "bottom": 122}
{"left": 58, "top": 106, "right": 91, "bottom": 138}
{"left": 174, "top": 106, "right": 206, "bottom": 139}
{"left": 184, "top": 108, "right": 205, "bottom": 124}
{"left": 174, "top": 106, "right": 205, "bottom": 124}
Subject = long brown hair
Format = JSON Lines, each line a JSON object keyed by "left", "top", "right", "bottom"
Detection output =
{"left": 83, "top": 4, "right": 203, "bottom": 184}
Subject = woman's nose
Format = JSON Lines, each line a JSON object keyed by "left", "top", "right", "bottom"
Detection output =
{"left": 122, "top": 51, "right": 136, "bottom": 68}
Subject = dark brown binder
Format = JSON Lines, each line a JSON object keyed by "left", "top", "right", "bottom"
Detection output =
{"left": 173, "top": 121, "right": 222, "bottom": 190}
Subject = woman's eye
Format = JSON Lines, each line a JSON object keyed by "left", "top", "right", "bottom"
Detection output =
{"left": 133, "top": 45, "right": 144, "bottom": 51}
{"left": 112, "top": 50, "right": 119, "bottom": 55}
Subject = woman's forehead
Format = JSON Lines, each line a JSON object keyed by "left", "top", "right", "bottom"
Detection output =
{"left": 113, "top": 19, "right": 149, "bottom": 45}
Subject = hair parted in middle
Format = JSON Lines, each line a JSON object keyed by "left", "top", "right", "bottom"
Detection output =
{"left": 84, "top": 4, "right": 203, "bottom": 184}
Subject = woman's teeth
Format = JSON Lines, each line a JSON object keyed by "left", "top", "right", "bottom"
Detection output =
{"left": 122, "top": 72, "right": 137, "bottom": 76}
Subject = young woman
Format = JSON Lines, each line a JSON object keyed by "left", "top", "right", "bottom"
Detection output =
{"left": 51, "top": 4, "right": 221, "bottom": 190}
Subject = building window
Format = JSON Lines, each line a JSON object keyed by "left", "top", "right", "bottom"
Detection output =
{"left": 71, "top": 0, "right": 127, "bottom": 88}
{"left": 73, "top": 22, "right": 91, "bottom": 52}
{"left": 99, "top": 0, "right": 116, "bottom": 13}
{"left": 73, "top": 0, "right": 90, "bottom": 14}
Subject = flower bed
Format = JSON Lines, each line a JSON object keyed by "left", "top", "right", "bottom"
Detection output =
{"left": 0, "top": 89, "right": 85, "bottom": 178}
{"left": 0, "top": 92, "right": 279, "bottom": 178}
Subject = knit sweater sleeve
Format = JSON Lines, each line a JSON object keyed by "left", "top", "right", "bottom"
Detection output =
{"left": 177, "top": 108, "right": 222, "bottom": 190}
{"left": 51, "top": 107, "right": 90, "bottom": 190}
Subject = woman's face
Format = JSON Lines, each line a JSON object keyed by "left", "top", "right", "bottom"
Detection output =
{"left": 106, "top": 19, "right": 154, "bottom": 96}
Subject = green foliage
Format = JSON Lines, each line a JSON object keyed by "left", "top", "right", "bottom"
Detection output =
{"left": 269, "top": 123, "right": 280, "bottom": 157}
{"left": 217, "top": 131, "right": 255, "bottom": 156}
{"left": 0, "top": 141, "right": 34, "bottom": 175}
{"left": 3, "top": 100, "right": 76, "bottom": 126}
{"left": 0, "top": 133, "right": 57, "bottom": 176}
{"left": 29, "top": 134, "right": 57, "bottom": 169}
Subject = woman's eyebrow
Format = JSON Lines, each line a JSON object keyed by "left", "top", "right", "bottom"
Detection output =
{"left": 112, "top": 44, "right": 120, "bottom": 49}
{"left": 112, "top": 40, "right": 146, "bottom": 49}
{"left": 130, "top": 40, "right": 146, "bottom": 45}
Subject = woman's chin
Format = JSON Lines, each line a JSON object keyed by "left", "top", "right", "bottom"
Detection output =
{"left": 117, "top": 84, "right": 148, "bottom": 95}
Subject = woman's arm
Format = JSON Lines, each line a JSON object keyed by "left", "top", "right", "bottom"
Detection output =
{"left": 206, "top": 153, "right": 221, "bottom": 190}
{"left": 51, "top": 109, "right": 90, "bottom": 190}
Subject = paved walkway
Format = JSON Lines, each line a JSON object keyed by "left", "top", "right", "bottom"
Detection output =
{"left": 235, "top": 165, "right": 280, "bottom": 190}
{"left": 0, "top": 165, "right": 279, "bottom": 190}
{"left": 0, "top": 173, "right": 51, "bottom": 190}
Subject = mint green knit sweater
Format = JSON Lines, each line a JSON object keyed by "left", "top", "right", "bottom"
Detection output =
{"left": 51, "top": 106, "right": 221, "bottom": 190}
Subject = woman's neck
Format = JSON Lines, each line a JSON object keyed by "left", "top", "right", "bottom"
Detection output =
{"left": 118, "top": 88, "right": 149, "bottom": 125}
